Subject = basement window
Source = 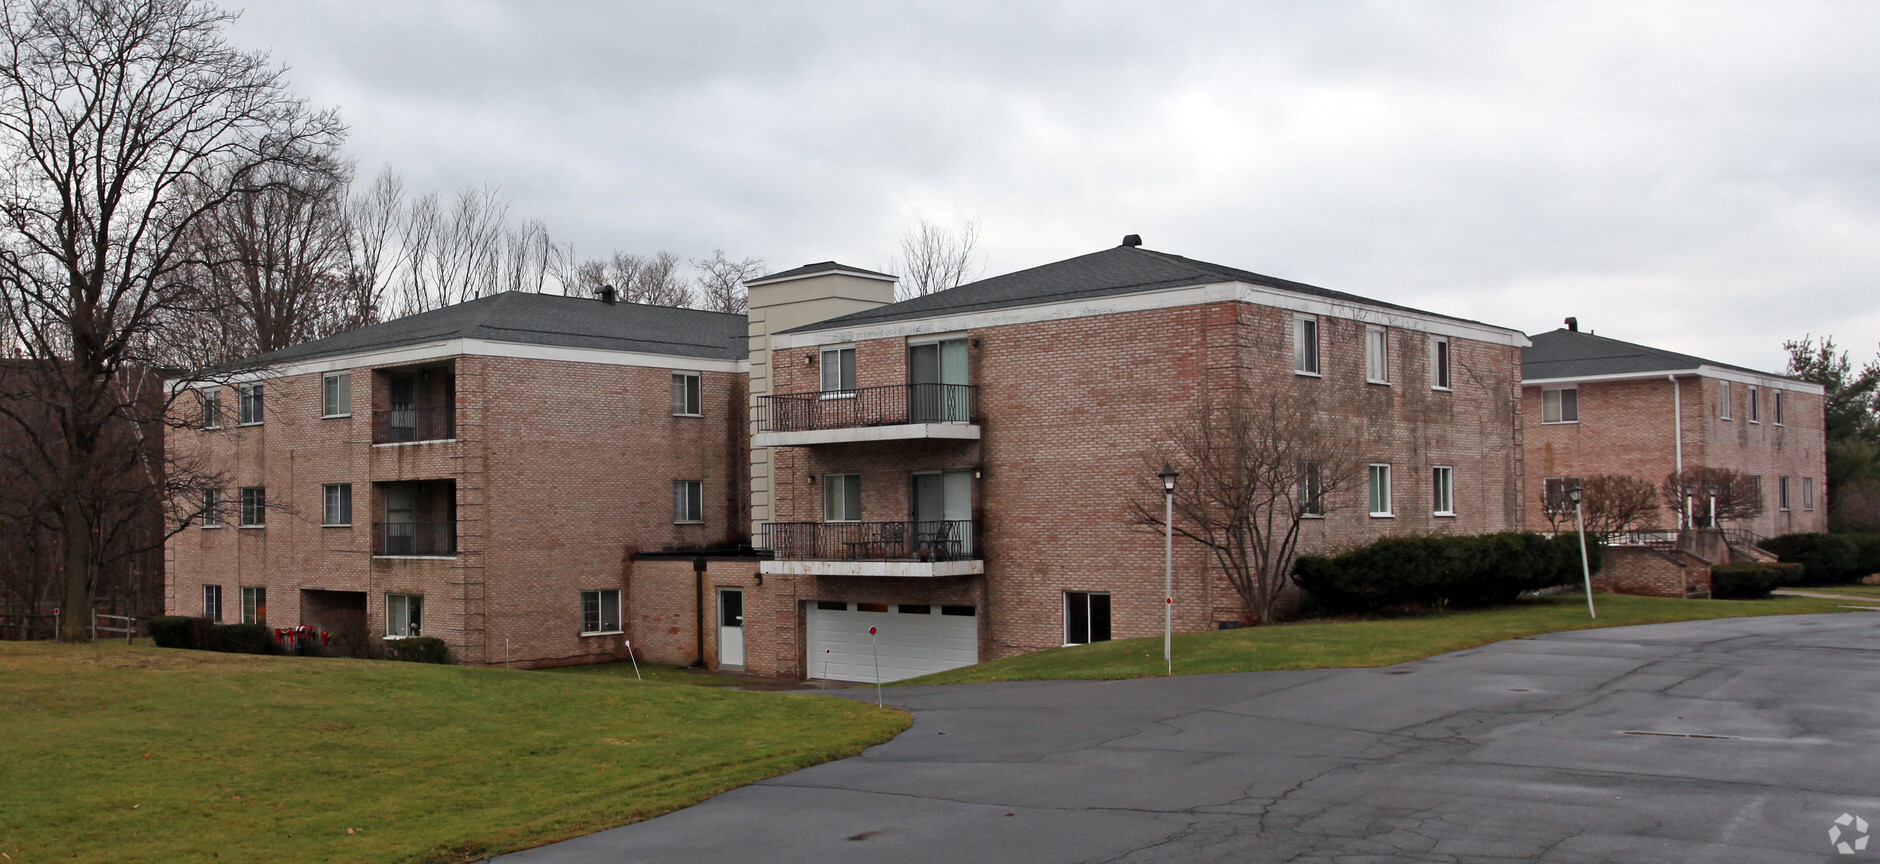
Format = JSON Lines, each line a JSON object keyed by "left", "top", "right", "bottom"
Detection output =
{"left": 581, "top": 589, "right": 621, "bottom": 635}
{"left": 1065, "top": 592, "right": 1111, "bottom": 645}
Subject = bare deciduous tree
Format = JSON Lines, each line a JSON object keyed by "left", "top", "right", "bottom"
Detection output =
{"left": 1129, "top": 387, "right": 1364, "bottom": 625}
{"left": 890, "top": 218, "right": 982, "bottom": 300}
{"left": 691, "top": 248, "right": 764, "bottom": 314}
{"left": 1540, "top": 474, "right": 1661, "bottom": 537}
{"left": 0, "top": 0, "right": 339, "bottom": 639}
{"left": 1662, "top": 467, "right": 1765, "bottom": 529}
{"left": 566, "top": 249, "right": 695, "bottom": 307}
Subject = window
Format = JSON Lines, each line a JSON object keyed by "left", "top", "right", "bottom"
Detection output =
{"left": 201, "top": 388, "right": 221, "bottom": 429}
{"left": 1368, "top": 464, "right": 1392, "bottom": 516}
{"left": 239, "top": 487, "right": 266, "bottom": 527}
{"left": 815, "top": 600, "right": 847, "bottom": 611}
{"left": 821, "top": 347, "right": 856, "bottom": 392}
{"left": 201, "top": 488, "right": 222, "bottom": 528}
{"left": 823, "top": 474, "right": 861, "bottom": 522}
{"left": 582, "top": 589, "right": 622, "bottom": 634}
{"left": 1542, "top": 387, "right": 1579, "bottom": 423}
{"left": 1064, "top": 591, "right": 1111, "bottom": 645}
{"left": 1748, "top": 386, "right": 1760, "bottom": 423}
{"left": 321, "top": 372, "right": 351, "bottom": 417}
{"left": 1751, "top": 475, "right": 1763, "bottom": 506}
{"left": 237, "top": 384, "right": 263, "bottom": 425}
{"left": 1719, "top": 381, "right": 1731, "bottom": 420}
{"left": 1774, "top": 389, "right": 1785, "bottom": 425}
{"left": 1544, "top": 477, "right": 1583, "bottom": 513}
{"left": 1779, "top": 476, "right": 1791, "bottom": 511}
{"left": 1432, "top": 466, "right": 1454, "bottom": 516}
{"left": 202, "top": 585, "right": 222, "bottom": 622}
{"left": 1804, "top": 477, "right": 1816, "bottom": 511}
{"left": 386, "top": 593, "right": 423, "bottom": 638}
{"left": 673, "top": 480, "right": 703, "bottom": 523}
{"left": 1365, "top": 326, "right": 1389, "bottom": 384}
{"left": 323, "top": 483, "right": 352, "bottom": 526}
{"left": 240, "top": 586, "right": 266, "bottom": 625}
{"left": 1430, "top": 336, "right": 1451, "bottom": 390}
{"left": 671, "top": 371, "right": 702, "bottom": 416}
{"left": 1297, "top": 460, "right": 1324, "bottom": 516}
{"left": 1293, "top": 316, "right": 1320, "bottom": 375}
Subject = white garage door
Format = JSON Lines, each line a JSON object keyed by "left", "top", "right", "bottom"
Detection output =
{"left": 808, "top": 601, "right": 978, "bottom": 683}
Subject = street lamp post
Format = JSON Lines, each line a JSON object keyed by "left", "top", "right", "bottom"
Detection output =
{"left": 1682, "top": 482, "right": 1697, "bottom": 530}
{"left": 1158, "top": 464, "right": 1180, "bottom": 676}
{"left": 1707, "top": 484, "right": 1720, "bottom": 530}
{"left": 1568, "top": 485, "right": 1596, "bottom": 619}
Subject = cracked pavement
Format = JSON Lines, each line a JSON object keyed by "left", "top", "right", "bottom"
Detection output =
{"left": 495, "top": 614, "right": 1880, "bottom": 863}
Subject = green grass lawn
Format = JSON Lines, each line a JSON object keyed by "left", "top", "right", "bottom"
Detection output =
{"left": 902, "top": 592, "right": 1880, "bottom": 685}
{"left": 1781, "top": 583, "right": 1880, "bottom": 599}
{"left": 536, "top": 659, "right": 743, "bottom": 686}
{"left": 0, "top": 643, "right": 908, "bottom": 864}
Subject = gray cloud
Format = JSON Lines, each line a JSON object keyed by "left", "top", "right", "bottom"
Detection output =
{"left": 230, "top": 0, "right": 1880, "bottom": 372}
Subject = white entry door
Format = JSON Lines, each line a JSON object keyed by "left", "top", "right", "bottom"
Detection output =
{"left": 718, "top": 588, "right": 745, "bottom": 669}
{"left": 807, "top": 601, "right": 978, "bottom": 683}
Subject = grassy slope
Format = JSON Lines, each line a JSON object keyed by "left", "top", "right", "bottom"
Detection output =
{"left": 0, "top": 644, "right": 907, "bottom": 864}
{"left": 536, "top": 660, "right": 742, "bottom": 686}
{"left": 903, "top": 593, "right": 1879, "bottom": 685}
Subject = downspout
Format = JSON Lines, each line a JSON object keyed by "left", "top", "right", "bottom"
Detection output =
{"left": 1669, "top": 375, "right": 1683, "bottom": 475}
{"left": 691, "top": 557, "right": 707, "bottom": 668}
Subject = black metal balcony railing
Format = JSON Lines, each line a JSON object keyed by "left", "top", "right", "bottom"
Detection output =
{"left": 374, "top": 522, "right": 457, "bottom": 556}
{"left": 758, "top": 520, "right": 976, "bottom": 561}
{"left": 373, "top": 403, "right": 455, "bottom": 444}
{"left": 758, "top": 383, "right": 976, "bottom": 433}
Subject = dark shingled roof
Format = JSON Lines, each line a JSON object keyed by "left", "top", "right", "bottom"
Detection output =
{"left": 240, "top": 291, "right": 748, "bottom": 367}
{"left": 748, "top": 261, "right": 895, "bottom": 285}
{"left": 1523, "top": 329, "right": 1791, "bottom": 381}
{"left": 781, "top": 245, "right": 1511, "bottom": 334}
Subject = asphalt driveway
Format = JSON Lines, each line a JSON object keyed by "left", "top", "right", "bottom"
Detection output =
{"left": 498, "top": 613, "right": 1880, "bottom": 863}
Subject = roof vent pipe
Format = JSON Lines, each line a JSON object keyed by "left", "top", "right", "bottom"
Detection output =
{"left": 1565, "top": 316, "right": 1578, "bottom": 332}
{"left": 596, "top": 284, "right": 618, "bottom": 305}
{"left": 1121, "top": 234, "right": 1142, "bottom": 247}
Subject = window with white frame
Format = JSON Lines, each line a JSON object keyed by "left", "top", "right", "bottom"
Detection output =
{"left": 201, "top": 388, "right": 221, "bottom": 429}
{"left": 1779, "top": 476, "right": 1791, "bottom": 511}
{"left": 321, "top": 372, "right": 351, "bottom": 417}
{"left": 671, "top": 371, "right": 702, "bottom": 416}
{"left": 581, "top": 589, "right": 622, "bottom": 634}
{"left": 1432, "top": 466, "right": 1454, "bottom": 516}
{"left": 1430, "top": 335, "right": 1451, "bottom": 390}
{"left": 202, "top": 584, "right": 222, "bottom": 622}
{"left": 201, "top": 488, "right": 222, "bottom": 528}
{"left": 323, "top": 483, "right": 352, "bottom": 526}
{"left": 386, "top": 593, "right": 423, "bottom": 638}
{"left": 673, "top": 480, "right": 703, "bottom": 523}
{"left": 1748, "top": 385, "right": 1760, "bottom": 422}
{"left": 1064, "top": 591, "right": 1111, "bottom": 645}
{"left": 240, "top": 586, "right": 266, "bottom": 625}
{"left": 1542, "top": 387, "right": 1579, "bottom": 423}
{"left": 1774, "top": 389, "right": 1785, "bottom": 425}
{"left": 1751, "top": 474, "right": 1763, "bottom": 505}
{"left": 237, "top": 383, "right": 263, "bottom": 425}
{"left": 1368, "top": 464, "right": 1392, "bottom": 516}
{"left": 1543, "top": 476, "right": 1583, "bottom": 513}
{"left": 1297, "top": 460, "right": 1323, "bottom": 516}
{"left": 239, "top": 487, "right": 266, "bottom": 527}
{"left": 1804, "top": 476, "right": 1816, "bottom": 511}
{"left": 1365, "top": 326, "right": 1390, "bottom": 384}
{"left": 1294, "top": 316, "right": 1320, "bottom": 375}
{"left": 821, "top": 347, "right": 856, "bottom": 392}
{"left": 823, "top": 474, "right": 861, "bottom": 522}
{"left": 1719, "top": 380, "right": 1731, "bottom": 420}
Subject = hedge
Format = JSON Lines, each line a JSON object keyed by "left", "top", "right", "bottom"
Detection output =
{"left": 383, "top": 636, "right": 449, "bottom": 664}
{"left": 1293, "top": 532, "right": 1596, "bottom": 614}
{"left": 1760, "top": 533, "right": 1871, "bottom": 585}
{"left": 209, "top": 623, "right": 277, "bottom": 655}
{"left": 145, "top": 615, "right": 212, "bottom": 650}
{"left": 1711, "top": 562, "right": 1805, "bottom": 599}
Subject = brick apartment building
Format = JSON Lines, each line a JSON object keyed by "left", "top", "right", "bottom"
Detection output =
{"left": 168, "top": 239, "right": 1545, "bottom": 680}
{"left": 1522, "top": 322, "right": 1827, "bottom": 538}
{"left": 164, "top": 292, "right": 747, "bottom": 665}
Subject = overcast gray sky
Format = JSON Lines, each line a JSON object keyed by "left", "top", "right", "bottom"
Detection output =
{"left": 228, "top": 1, "right": 1880, "bottom": 373}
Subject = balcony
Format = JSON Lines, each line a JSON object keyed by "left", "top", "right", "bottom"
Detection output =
{"left": 754, "top": 384, "right": 980, "bottom": 447}
{"left": 757, "top": 520, "right": 983, "bottom": 578}
{"left": 373, "top": 521, "right": 457, "bottom": 557}
{"left": 373, "top": 403, "right": 455, "bottom": 444}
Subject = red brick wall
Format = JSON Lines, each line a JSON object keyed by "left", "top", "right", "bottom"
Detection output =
{"left": 1597, "top": 547, "right": 1711, "bottom": 598}
{"left": 166, "top": 352, "right": 747, "bottom": 668}
{"left": 1523, "top": 376, "right": 1828, "bottom": 537}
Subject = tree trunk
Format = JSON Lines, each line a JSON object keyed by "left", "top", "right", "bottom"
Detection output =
{"left": 59, "top": 504, "right": 92, "bottom": 642}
